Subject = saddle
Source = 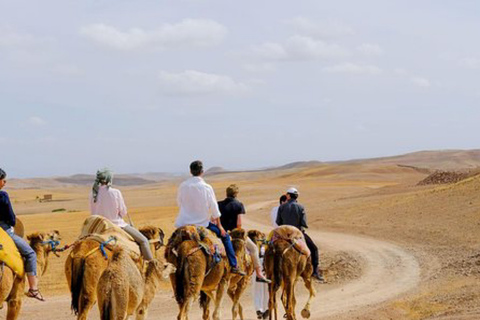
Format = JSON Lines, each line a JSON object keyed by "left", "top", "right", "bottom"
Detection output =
{"left": 268, "top": 225, "right": 311, "bottom": 257}
{"left": 0, "top": 227, "right": 24, "bottom": 277}
{"left": 78, "top": 215, "right": 141, "bottom": 257}
{"left": 167, "top": 225, "right": 226, "bottom": 259}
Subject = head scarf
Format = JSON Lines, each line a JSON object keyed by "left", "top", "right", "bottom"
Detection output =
{"left": 0, "top": 168, "right": 6, "bottom": 180}
{"left": 92, "top": 168, "right": 113, "bottom": 203}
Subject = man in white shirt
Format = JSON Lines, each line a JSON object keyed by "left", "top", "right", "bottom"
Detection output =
{"left": 176, "top": 160, "right": 245, "bottom": 275}
{"left": 270, "top": 194, "right": 287, "bottom": 227}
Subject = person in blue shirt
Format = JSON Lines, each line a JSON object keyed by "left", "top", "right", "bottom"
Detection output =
{"left": 0, "top": 168, "right": 44, "bottom": 301}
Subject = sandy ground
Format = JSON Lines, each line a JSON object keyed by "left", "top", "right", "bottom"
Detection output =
{"left": 1, "top": 161, "right": 480, "bottom": 319}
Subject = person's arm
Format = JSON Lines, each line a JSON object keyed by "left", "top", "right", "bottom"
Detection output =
{"left": 207, "top": 186, "right": 221, "bottom": 220}
{"left": 236, "top": 202, "right": 246, "bottom": 229}
{"left": 116, "top": 190, "right": 128, "bottom": 218}
{"left": 213, "top": 217, "right": 227, "bottom": 236}
{"left": 0, "top": 192, "right": 16, "bottom": 227}
{"left": 300, "top": 205, "right": 308, "bottom": 229}
{"left": 237, "top": 214, "right": 242, "bottom": 229}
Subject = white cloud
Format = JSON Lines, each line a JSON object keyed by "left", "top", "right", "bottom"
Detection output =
{"left": 411, "top": 77, "right": 431, "bottom": 87}
{"left": 357, "top": 43, "right": 384, "bottom": 56}
{"left": 80, "top": 19, "right": 227, "bottom": 51}
{"left": 0, "top": 27, "right": 41, "bottom": 48}
{"left": 324, "top": 63, "right": 382, "bottom": 75}
{"left": 26, "top": 116, "right": 47, "bottom": 126}
{"left": 287, "top": 17, "right": 354, "bottom": 38}
{"left": 158, "top": 70, "right": 249, "bottom": 96}
{"left": 251, "top": 35, "right": 348, "bottom": 61}
{"left": 459, "top": 58, "right": 480, "bottom": 70}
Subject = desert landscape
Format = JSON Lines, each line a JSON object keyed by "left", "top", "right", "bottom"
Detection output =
{"left": 1, "top": 149, "right": 479, "bottom": 319}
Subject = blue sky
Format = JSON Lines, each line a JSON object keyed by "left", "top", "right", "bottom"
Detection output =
{"left": 1, "top": 0, "right": 479, "bottom": 177}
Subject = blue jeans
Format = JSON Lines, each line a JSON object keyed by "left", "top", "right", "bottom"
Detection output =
{"left": 207, "top": 222, "right": 237, "bottom": 268}
{"left": 0, "top": 222, "right": 37, "bottom": 276}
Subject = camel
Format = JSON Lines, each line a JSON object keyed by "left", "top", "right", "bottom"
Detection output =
{"left": 227, "top": 228, "right": 254, "bottom": 320}
{"left": 0, "top": 230, "right": 61, "bottom": 320}
{"left": 97, "top": 248, "right": 176, "bottom": 320}
{"left": 65, "top": 226, "right": 165, "bottom": 320}
{"left": 264, "top": 226, "right": 316, "bottom": 320}
{"left": 165, "top": 226, "right": 230, "bottom": 320}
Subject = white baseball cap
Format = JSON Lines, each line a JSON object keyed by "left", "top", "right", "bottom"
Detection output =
{"left": 286, "top": 187, "right": 298, "bottom": 195}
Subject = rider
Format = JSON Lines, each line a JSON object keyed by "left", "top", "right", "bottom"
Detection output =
{"left": 175, "top": 160, "right": 245, "bottom": 275}
{"left": 90, "top": 168, "right": 153, "bottom": 261}
{"left": 218, "top": 184, "right": 271, "bottom": 283}
{"left": 0, "top": 168, "right": 44, "bottom": 301}
{"left": 276, "top": 187, "right": 325, "bottom": 282}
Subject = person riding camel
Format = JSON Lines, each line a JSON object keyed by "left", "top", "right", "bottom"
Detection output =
{"left": 0, "top": 168, "right": 45, "bottom": 301}
{"left": 218, "top": 184, "right": 271, "bottom": 283}
{"left": 276, "top": 187, "right": 325, "bottom": 282}
{"left": 90, "top": 168, "right": 153, "bottom": 261}
{"left": 175, "top": 160, "right": 246, "bottom": 276}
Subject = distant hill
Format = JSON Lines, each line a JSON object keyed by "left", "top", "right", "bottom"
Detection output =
{"left": 337, "top": 149, "right": 480, "bottom": 170}
{"left": 55, "top": 174, "right": 156, "bottom": 186}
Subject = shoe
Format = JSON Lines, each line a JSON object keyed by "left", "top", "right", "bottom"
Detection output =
{"left": 262, "top": 311, "right": 269, "bottom": 319}
{"left": 312, "top": 272, "right": 325, "bottom": 283}
{"left": 256, "top": 310, "right": 263, "bottom": 319}
{"left": 256, "top": 276, "right": 272, "bottom": 284}
{"left": 231, "top": 267, "right": 247, "bottom": 276}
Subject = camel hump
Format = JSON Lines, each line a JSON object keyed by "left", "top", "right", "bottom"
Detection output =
{"left": 167, "top": 226, "right": 226, "bottom": 258}
{"left": 269, "top": 226, "right": 311, "bottom": 257}
{"left": 79, "top": 215, "right": 140, "bottom": 256}
{"left": 0, "top": 227, "right": 24, "bottom": 277}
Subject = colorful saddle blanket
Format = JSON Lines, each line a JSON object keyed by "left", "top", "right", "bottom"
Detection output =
{"left": 79, "top": 215, "right": 140, "bottom": 257}
{"left": 167, "top": 225, "right": 226, "bottom": 258}
{"left": 0, "top": 227, "right": 24, "bottom": 277}
{"left": 269, "top": 225, "right": 311, "bottom": 257}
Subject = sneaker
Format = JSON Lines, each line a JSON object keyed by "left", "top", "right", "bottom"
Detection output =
{"left": 231, "top": 267, "right": 247, "bottom": 276}
{"left": 256, "top": 310, "right": 263, "bottom": 319}
{"left": 312, "top": 272, "right": 326, "bottom": 283}
{"left": 256, "top": 276, "right": 272, "bottom": 284}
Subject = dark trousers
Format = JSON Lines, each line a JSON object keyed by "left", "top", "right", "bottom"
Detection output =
{"left": 303, "top": 232, "right": 319, "bottom": 273}
{"left": 207, "top": 222, "right": 238, "bottom": 268}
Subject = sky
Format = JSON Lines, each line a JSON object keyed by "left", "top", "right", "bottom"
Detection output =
{"left": 1, "top": 0, "right": 479, "bottom": 178}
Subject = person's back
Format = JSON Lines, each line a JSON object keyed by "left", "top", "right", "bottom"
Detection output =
{"left": 176, "top": 176, "right": 218, "bottom": 228}
{"left": 276, "top": 199, "right": 307, "bottom": 230}
{"left": 218, "top": 196, "right": 245, "bottom": 232}
{"left": 90, "top": 185, "right": 127, "bottom": 227}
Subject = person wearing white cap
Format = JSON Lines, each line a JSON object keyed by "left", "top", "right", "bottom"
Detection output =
{"left": 276, "top": 187, "right": 324, "bottom": 282}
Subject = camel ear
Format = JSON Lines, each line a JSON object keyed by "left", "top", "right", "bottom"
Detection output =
{"left": 157, "top": 228, "right": 165, "bottom": 245}
{"left": 26, "top": 234, "right": 32, "bottom": 241}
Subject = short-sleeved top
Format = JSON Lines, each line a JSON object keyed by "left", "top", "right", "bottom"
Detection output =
{"left": 0, "top": 191, "right": 16, "bottom": 227}
{"left": 218, "top": 197, "right": 245, "bottom": 231}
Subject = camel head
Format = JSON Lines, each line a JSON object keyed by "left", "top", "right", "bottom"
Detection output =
{"left": 139, "top": 226, "right": 165, "bottom": 251}
{"left": 247, "top": 229, "right": 267, "bottom": 253}
{"left": 27, "top": 230, "right": 62, "bottom": 253}
{"left": 146, "top": 259, "right": 176, "bottom": 280}
{"left": 230, "top": 228, "right": 247, "bottom": 241}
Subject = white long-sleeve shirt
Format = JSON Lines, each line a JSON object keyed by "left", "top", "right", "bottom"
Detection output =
{"left": 175, "top": 176, "right": 221, "bottom": 228}
{"left": 270, "top": 205, "right": 279, "bottom": 227}
{"left": 90, "top": 185, "right": 128, "bottom": 228}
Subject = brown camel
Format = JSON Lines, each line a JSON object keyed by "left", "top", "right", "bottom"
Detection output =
{"left": 227, "top": 228, "right": 254, "bottom": 320}
{"left": 165, "top": 226, "right": 230, "bottom": 320}
{"left": 97, "top": 248, "right": 175, "bottom": 320}
{"left": 65, "top": 226, "right": 165, "bottom": 320}
{"left": 264, "top": 227, "right": 316, "bottom": 320}
{"left": 0, "top": 230, "right": 61, "bottom": 320}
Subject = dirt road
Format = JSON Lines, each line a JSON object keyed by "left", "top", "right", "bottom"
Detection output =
{"left": 2, "top": 218, "right": 420, "bottom": 320}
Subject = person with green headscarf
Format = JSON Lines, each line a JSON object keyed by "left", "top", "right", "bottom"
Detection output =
{"left": 90, "top": 168, "right": 153, "bottom": 261}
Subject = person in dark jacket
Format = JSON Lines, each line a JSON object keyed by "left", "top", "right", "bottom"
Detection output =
{"left": 0, "top": 168, "right": 44, "bottom": 301}
{"left": 276, "top": 187, "right": 324, "bottom": 282}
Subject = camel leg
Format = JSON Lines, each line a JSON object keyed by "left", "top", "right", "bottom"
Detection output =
{"left": 300, "top": 273, "right": 315, "bottom": 319}
{"left": 212, "top": 277, "right": 227, "bottom": 320}
{"left": 283, "top": 278, "right": 295, "bottom": 320}
{"left": 268, "top": 282, "right": 278, "bottom": 320}
{"left": 6, "top": 277, "right": 25, "bottom": 320}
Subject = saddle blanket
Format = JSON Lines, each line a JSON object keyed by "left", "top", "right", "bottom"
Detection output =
{"left": 0, "top": 227, "right": 24, "bottom": 277}
{"left": 79, "top": 215, "right": 140, "bottom": 256}
{"left": 268, "top": 225, "right": 311, "bottom": 257}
